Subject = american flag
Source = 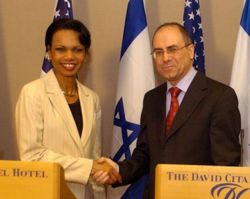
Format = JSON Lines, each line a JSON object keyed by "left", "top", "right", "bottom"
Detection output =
{"left": 183, "top": 0, "right": 205, "bottom": 73}
{"left": 41, "top": 0, "right": 73, "bottom": 74}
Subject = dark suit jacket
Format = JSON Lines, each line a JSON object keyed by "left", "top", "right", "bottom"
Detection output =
{"left": 117, "top": 72, "right": 241, "bottom": 199}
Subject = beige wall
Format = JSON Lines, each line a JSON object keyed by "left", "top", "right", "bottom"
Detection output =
{"left": 0, "top": 0, "right": 244, "bottom": 159}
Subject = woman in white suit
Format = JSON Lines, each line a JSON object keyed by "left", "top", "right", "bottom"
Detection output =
{"left": 15, "top": 19, "right": 107, "bottom": 199}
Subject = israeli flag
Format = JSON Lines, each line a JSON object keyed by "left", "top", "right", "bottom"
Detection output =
{"left": 108, "top": 0, "right": 155, "bottom": 198}
{"left": 230, "top": 0, "right": 250, "bottom": 166}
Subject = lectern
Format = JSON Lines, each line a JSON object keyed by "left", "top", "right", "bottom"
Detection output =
{"left": 155, "top": 164, "right": 250, "bottom": 199}
{"left": 0, "top": 160, "right": 76, "bottom": 199}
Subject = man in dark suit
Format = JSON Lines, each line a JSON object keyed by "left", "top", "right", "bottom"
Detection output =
{"left": 93, "top": 22, "right": 241, "bottom": 198}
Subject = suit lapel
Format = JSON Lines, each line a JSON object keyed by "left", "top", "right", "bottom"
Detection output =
{"left": 168, "top": 72, "right": 207, "bottom": 138}
{"left": 154, "top": 83, "right": 168, "bottom": 146}
{"left": 77, "top": 82, "right": 93, "bottom": 147}
{"left": 44, "top": 70, "right": 84, "bottom": 155}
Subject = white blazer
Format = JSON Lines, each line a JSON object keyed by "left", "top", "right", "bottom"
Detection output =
{"left": 15, "top": 70, "right": 105, "bottom": 199}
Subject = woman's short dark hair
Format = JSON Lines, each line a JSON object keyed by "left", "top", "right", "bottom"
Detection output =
{"left": 45, "top": 18, "right": 91, "bottom": 52}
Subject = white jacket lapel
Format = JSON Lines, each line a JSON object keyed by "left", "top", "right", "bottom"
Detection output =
{"left": 44, "top": 70, "right": 84, "bottom": 155}
{"left": 77, "top": 81, "right": 93, "bottom": 147}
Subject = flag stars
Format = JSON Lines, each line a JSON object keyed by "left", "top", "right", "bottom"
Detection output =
{"left": 192, "top": 27, "right": 196, "bottom": 33}
{"left": 200, "top": 36, "right": 204, "bottom": 43}
{"left": 54, "top": 10, "right": 61, "bottom": 18}
{"left": 185, "top": 0, "right": 192, "bottom": 8}
{"left": 64, "top": 0, "right": 71, "bottom": 8}
{"left": 188, "top": 12, "right": 195, "bottom": 20}
{"left": 196, "top": 9, "right": 200, "bottom": 16}
{"left": 198, "top": 23, "right": 202, "bottom": 29}
{"left": 42, "top": 0, "right": 73, "bottom": 73}
{"left": 194, "top": 53, "right": 199, "bottom": 60}
{"left": 183, "top": 0, "right": 205, "bottom": 72}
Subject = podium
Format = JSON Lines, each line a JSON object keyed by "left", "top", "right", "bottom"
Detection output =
{"left": 155, "top": 164, "right": 250, "bottom": 199}
{"left": 0, "top": 160, "right": 76, "bottom": 199}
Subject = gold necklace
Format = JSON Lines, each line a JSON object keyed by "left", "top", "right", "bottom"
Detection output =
{"left": 62, "top": 91, "right": 78, "bottom": 97}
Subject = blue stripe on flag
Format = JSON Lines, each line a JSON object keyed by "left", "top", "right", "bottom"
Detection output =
{"left": 241, "top": 0, "right": 250, "bottom": 36}
{"left": 120, "top": 0, "right": 147, "bottom": 58}
{"left": 121, "top": 175, "right": 149, "bottom": 199}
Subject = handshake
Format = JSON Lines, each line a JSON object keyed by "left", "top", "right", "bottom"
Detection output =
{"left": 91, "top": 157, "right": 122, "bottom": 185}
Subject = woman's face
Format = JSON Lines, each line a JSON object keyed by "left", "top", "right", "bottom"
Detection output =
{"left": 48, "top": 29, "right": 86, "bottom": 78}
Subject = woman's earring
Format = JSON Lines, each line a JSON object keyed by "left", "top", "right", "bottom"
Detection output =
{"left": 46, "top": 53, "right": 50, "bottom": 61}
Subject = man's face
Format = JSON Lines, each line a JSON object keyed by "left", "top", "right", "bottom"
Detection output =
{"left": 152, "top": 26, "right": 194, "bottom": 85}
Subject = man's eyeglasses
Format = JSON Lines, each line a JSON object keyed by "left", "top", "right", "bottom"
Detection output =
{"left": 151, "top": 43, "right": 193, "bottom": 59}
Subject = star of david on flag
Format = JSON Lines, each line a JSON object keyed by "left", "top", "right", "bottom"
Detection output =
{"left": 41, "top": 0, "right": 73, "bottom": 74}
{"left": 108, "top": 0, "right": 155, "bottom": 198}
{"left": 113, "top": 98, "right": 140, "bottom": 161}
{"left": 183, "top": 0, "right": 205, "bottom": 73}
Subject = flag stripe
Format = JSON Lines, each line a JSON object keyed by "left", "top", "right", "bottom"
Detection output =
{"left": 120, "top": 0, "right": 147, "bottom": 58}
{"left": 241, "top": 0, "right": 250, "bottom": 35}
{"left": 230, "top": 0, "right": 250, "bottom": 166}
